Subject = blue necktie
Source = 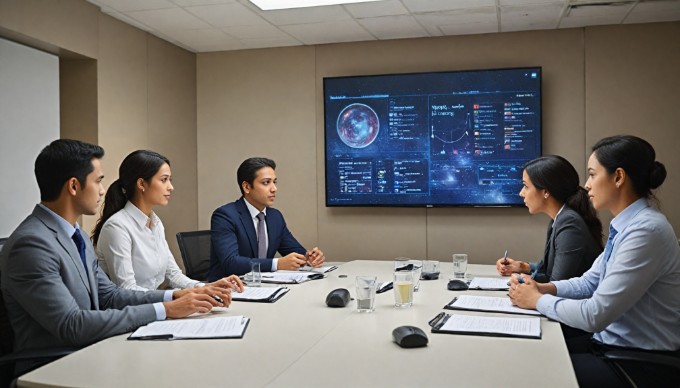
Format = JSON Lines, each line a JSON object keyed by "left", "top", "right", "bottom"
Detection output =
{"left": 256, "top": 212, "right": 267, "bottom": 258}
{"left": 72, "top": 229, "right": 89, "bottom": 276}
{"left": 603, "top": 225, "right": 618, "bottom": 263}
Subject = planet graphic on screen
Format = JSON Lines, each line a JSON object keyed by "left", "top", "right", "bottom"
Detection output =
{"left": 336, "top": 103, "right": 379, "bottom": 148}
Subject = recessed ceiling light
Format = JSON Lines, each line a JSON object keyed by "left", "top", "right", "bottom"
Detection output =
{"left": 249, "top": 0, "right": 381, "bottom": 11}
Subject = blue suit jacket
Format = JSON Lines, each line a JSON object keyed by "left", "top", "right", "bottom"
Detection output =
{"left": 208, "top": 198, "right": 305, "bottom": 279}
{"left": 0, "top": 205, "right": 164, "bottom": 352}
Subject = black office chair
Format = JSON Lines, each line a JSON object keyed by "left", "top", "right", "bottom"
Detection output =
{"left": 601, "top": 349, "right": 680, "bottom": 388}
{"left": 0, "top": 238, "right": 77, "bottom": 388}
{"left": 176, "top": 230, "right": 212, "bottom": 281}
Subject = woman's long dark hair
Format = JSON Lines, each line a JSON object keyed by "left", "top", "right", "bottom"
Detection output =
{"left": 524, "top": 155, "right": 603, "bottom": 249}
{"left": 92, "top": 150, "right": 170, "bottom": 245}
{"left": 591, "top": 135, "right": 666, "bottom": 202}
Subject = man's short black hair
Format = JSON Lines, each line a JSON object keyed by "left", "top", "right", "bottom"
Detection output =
{"left": 237, "top": 157, "right": 276, "bottom": 195}
{"left": 35, "top": 139, "right": 105, "bottom": 201}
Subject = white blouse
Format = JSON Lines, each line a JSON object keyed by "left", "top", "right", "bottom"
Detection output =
{"left": 96, "top": 201, "right": 200, "bottom": 291}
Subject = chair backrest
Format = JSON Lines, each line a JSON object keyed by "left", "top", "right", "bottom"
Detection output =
{"left": 176, "top": 231, "right": 212, "bottom": 281}
{"left": 0, "top": 238, "right": 15, "bottom": 357}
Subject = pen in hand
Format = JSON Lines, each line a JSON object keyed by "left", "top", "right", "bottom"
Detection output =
{"left": 503, "top": 250, "right": 508, "bottom": 265}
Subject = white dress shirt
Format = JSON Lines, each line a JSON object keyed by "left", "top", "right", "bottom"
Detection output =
{"left": 96, "top": 201, "right": 201, "bottom": 291}
{"left": 243, "top": 198, "right": 279, "bottom": 271}
{"left": 536, "top": 199, "right": 680, "bottom": 350}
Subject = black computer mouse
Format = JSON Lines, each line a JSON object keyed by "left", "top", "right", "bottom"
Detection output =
{"left": 325, "top": 288, "right": 351, "bottom": 307}
{"left": 447, "top": 279, "right": 469, "bottom": 291}
{"left": 392, "top": 325, "right": 428, "bottom": 348}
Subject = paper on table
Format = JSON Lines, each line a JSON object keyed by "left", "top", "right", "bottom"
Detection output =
{"left": 299, "top": 265, "right": 338, "bottom": 273}
{"left": 129, "top": 316, "right": 249, "bottom": 340}
{"left": 258, "top": 271, "right": 321, "bottom": 284}
{"left": 231, "top": 286, "right": 289, "bottom": 300}
{"left": 439, "top": 314, "right": 541, "bottom": 339}
{"left": 446, "top": 295, "right": 542, "bottom": 316}
{"left": 467, "top": 277, "right": 510, "bottom": 290}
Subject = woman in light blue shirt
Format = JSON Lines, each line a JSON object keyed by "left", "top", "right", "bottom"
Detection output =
{"left": 509, "top": 135, "right": 680, "bottom": 387}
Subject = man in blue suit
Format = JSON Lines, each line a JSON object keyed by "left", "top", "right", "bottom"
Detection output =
{"left": 0, "top": 140, "right": 231, "bottom": 371}
{"left": 209, "top": 157, "right": 324, "bottom": 279}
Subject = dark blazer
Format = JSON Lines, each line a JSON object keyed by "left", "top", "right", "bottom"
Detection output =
{"left": 534, "top": 205, "right": 602, "bottom": 283}
{"left": 208, "top": 198, "right": 305, "bottom": 279}
{"left": 0, "top": 205, "right": 164, "bottom": 352}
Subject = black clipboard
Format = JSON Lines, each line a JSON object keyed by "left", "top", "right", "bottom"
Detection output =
{"left": 428, "top": 312, "right": 542, "bottom": 340}
{"left": 128, "top": 316, "right": 250, "bottom": 340}
{"left": 231, "top": 287, "right": 289, "bottom": 303}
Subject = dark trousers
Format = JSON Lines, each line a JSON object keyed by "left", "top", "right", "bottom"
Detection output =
{"left": 561, "top": 324, "right": 680, "bottom": 388}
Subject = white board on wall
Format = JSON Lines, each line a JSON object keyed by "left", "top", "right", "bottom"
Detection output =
{"left": 0, "top": 37, "right": 59, "bottom": 237}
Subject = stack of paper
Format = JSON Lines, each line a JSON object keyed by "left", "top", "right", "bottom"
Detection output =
{"left": 129, "top": 315, "right": 250, "bottom": 340}
{"left": 431, "top": 313, "right": 541, "bottom": 339}
{"left": 467, "top": 277, "right": 511, "bottom": 290}
{"left": 445, "top": 295, "right": 542, "bottom": 316}
{"left": 231, "top": 286, "right": 289, "bottom": 302}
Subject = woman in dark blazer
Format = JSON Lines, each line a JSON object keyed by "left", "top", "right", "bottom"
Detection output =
{"left": 497, "top": 155, "right": 603, "bottom": 282}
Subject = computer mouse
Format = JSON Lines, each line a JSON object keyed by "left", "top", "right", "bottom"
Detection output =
{"left": 447, "top": 279, "right": 469, "bottom": 291}
{"left": 392, "top": 325, "right": 428, "bottom": 348}
{"left": 325, "top": 288, "right": 351, "bottom": 307}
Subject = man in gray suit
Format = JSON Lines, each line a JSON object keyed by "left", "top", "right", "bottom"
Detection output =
{"left": 0, "top": 140, "right": 230, "bottom": 360}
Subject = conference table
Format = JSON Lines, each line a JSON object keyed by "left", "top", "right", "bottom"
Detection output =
{"left": 19, "top": 260, "right": 578, "bottom": 387}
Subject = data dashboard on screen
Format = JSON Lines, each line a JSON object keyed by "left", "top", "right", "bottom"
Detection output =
{"left": 324, "top": 67, "right": 542, "bottom": 207}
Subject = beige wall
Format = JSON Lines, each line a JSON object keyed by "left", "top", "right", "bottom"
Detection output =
{"left": 0, "top": 0, "right": 198, "bottom": 263}
{"left": 198, "top": 22, "right": 680, "bottom": 264}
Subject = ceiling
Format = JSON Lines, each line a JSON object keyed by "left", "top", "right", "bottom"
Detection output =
{"left": 86, "top": 0, "right": 680, "bottom": 53}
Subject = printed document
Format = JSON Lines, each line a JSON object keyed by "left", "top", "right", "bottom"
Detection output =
{"left": 231, "top": 286, "right": 289, "bottom": 301}
{"left": 440, "top": 314, "right": 541, "bottom": 339}
{"left": 129, "top": 316, "right": 249, "bottom": 340}
{"left": 468, "top": 277, "right": 510, "bottom": 290}
{"left": 446, "top": 295, "right": 542, "bottom": 316}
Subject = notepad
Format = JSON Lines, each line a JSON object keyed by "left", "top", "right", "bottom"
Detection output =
{"left": 467, "top": 277, "right": 511, "bottom": 290}
{"left": 299, "top": 265, "right": 338, "bottom": 273}
{"left": 256, "top": 271, "right": 324, "bottom": 284}
{"left": 430, "top": 313, "right": 541, "bottom": 339}
{"left": 129, "top": 315, "right": 249, "bottom": 340}
{"left": 444, "top": 295, "right": 543, "bottom": 316}
{"left": 231, "top": 286, "right": 289, "bottom": 302}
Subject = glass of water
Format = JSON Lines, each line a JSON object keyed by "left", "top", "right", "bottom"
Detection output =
{"left": 355, "top": 276, "right": 377, "bottom": 313}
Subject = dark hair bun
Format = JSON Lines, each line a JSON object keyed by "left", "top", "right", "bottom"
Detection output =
{"left": 649, "top": 161, "right": 667, "bottom": 189}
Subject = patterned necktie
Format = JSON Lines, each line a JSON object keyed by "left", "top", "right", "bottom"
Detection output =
{"left": 72, "top": 229, "right": 89, "bottom": 276}
{"left": 603, "top": 225, "right": 618, "bottom": 263}
{"left": 256, "top": 212, "right": 267, "bottom": 258}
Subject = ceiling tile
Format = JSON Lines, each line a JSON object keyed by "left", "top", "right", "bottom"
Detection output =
{"left": 438, "top": 21, "right": 499, "bottom": 36}
{"left": 501, "top": 4, "right": 562, "bottom": 31}
{"left": 625, "top": 1, "right": 680, "bottom": 24}
{"left": 559, "top": 2, "right": 632, "bottom": 28}
{"left": 358, "top": 15, "right": 429, "bottom": 40}
{"left": 104, "top": 12, "right": 154, "bottom": 31}
{"left": 415, "top": 7, "right": 497, "bottom": 36}
{"left": 257, "top": 4, "right": 352, "bottom": 25}
{"left": 88, "top": 0, "right": 176, "bottom": 12}
{"left": 222, "top": 24, "right": 290, "bottom": 39}
{"left": 280, "top": 20, "right": 375, "bottom": 45}
{"left": 165, "top": 28, "right": 234, "bottom": 46}
{"left": 171, "top": 0, "right": 236, "bottom": 5}
{"left": 240, "top": 36, "right": 302, "bottom": 49}
{"left": 499, "top": 0, "right": 565, "bottom": 5}
{"left": 403, "top": 0, "right": 496, "bottom": 13}
{"left": 186, "top": 2, "right": 268, "bottom": 27}
{"left": 343, "top": 0, "right": 409, "bottom": 18}
{"left": 127, "top": 8, "right": 213, "bottom": 30}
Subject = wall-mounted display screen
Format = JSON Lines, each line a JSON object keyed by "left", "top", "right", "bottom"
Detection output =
{"left": 324, "top": 67, "right": 542, "bottom": 207}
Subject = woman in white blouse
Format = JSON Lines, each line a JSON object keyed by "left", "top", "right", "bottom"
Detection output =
{"left": 93, "top": 150, "right": 243, "bottom": 292}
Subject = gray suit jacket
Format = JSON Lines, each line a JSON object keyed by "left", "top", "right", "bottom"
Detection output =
{"left": 534, "top": 206, "right": 602, "bottom": 282}
{"left": 0, "top": 205, "right": 165, "bottom": 352}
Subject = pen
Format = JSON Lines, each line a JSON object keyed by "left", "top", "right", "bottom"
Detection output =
{"left": 517, "top": 276, "right": 525, "bottom": 284}
{"left": 503, "top": 250, "right": 508, "bottom": 265}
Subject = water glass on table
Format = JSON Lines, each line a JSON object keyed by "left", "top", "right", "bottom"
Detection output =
{"left": 355, "top": 276, "right": 377, "bottom": 313}
{"left": 452, "top": 254, "right": 468, "bottom": 279}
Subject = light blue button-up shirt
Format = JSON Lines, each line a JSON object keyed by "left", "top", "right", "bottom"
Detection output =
{"left": 536, "top": 198, "right": 680, "bottom": 350}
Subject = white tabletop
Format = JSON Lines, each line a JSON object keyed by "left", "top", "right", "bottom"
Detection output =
{"left": 18, "top": 260, "right": 578, "bottom": 387}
